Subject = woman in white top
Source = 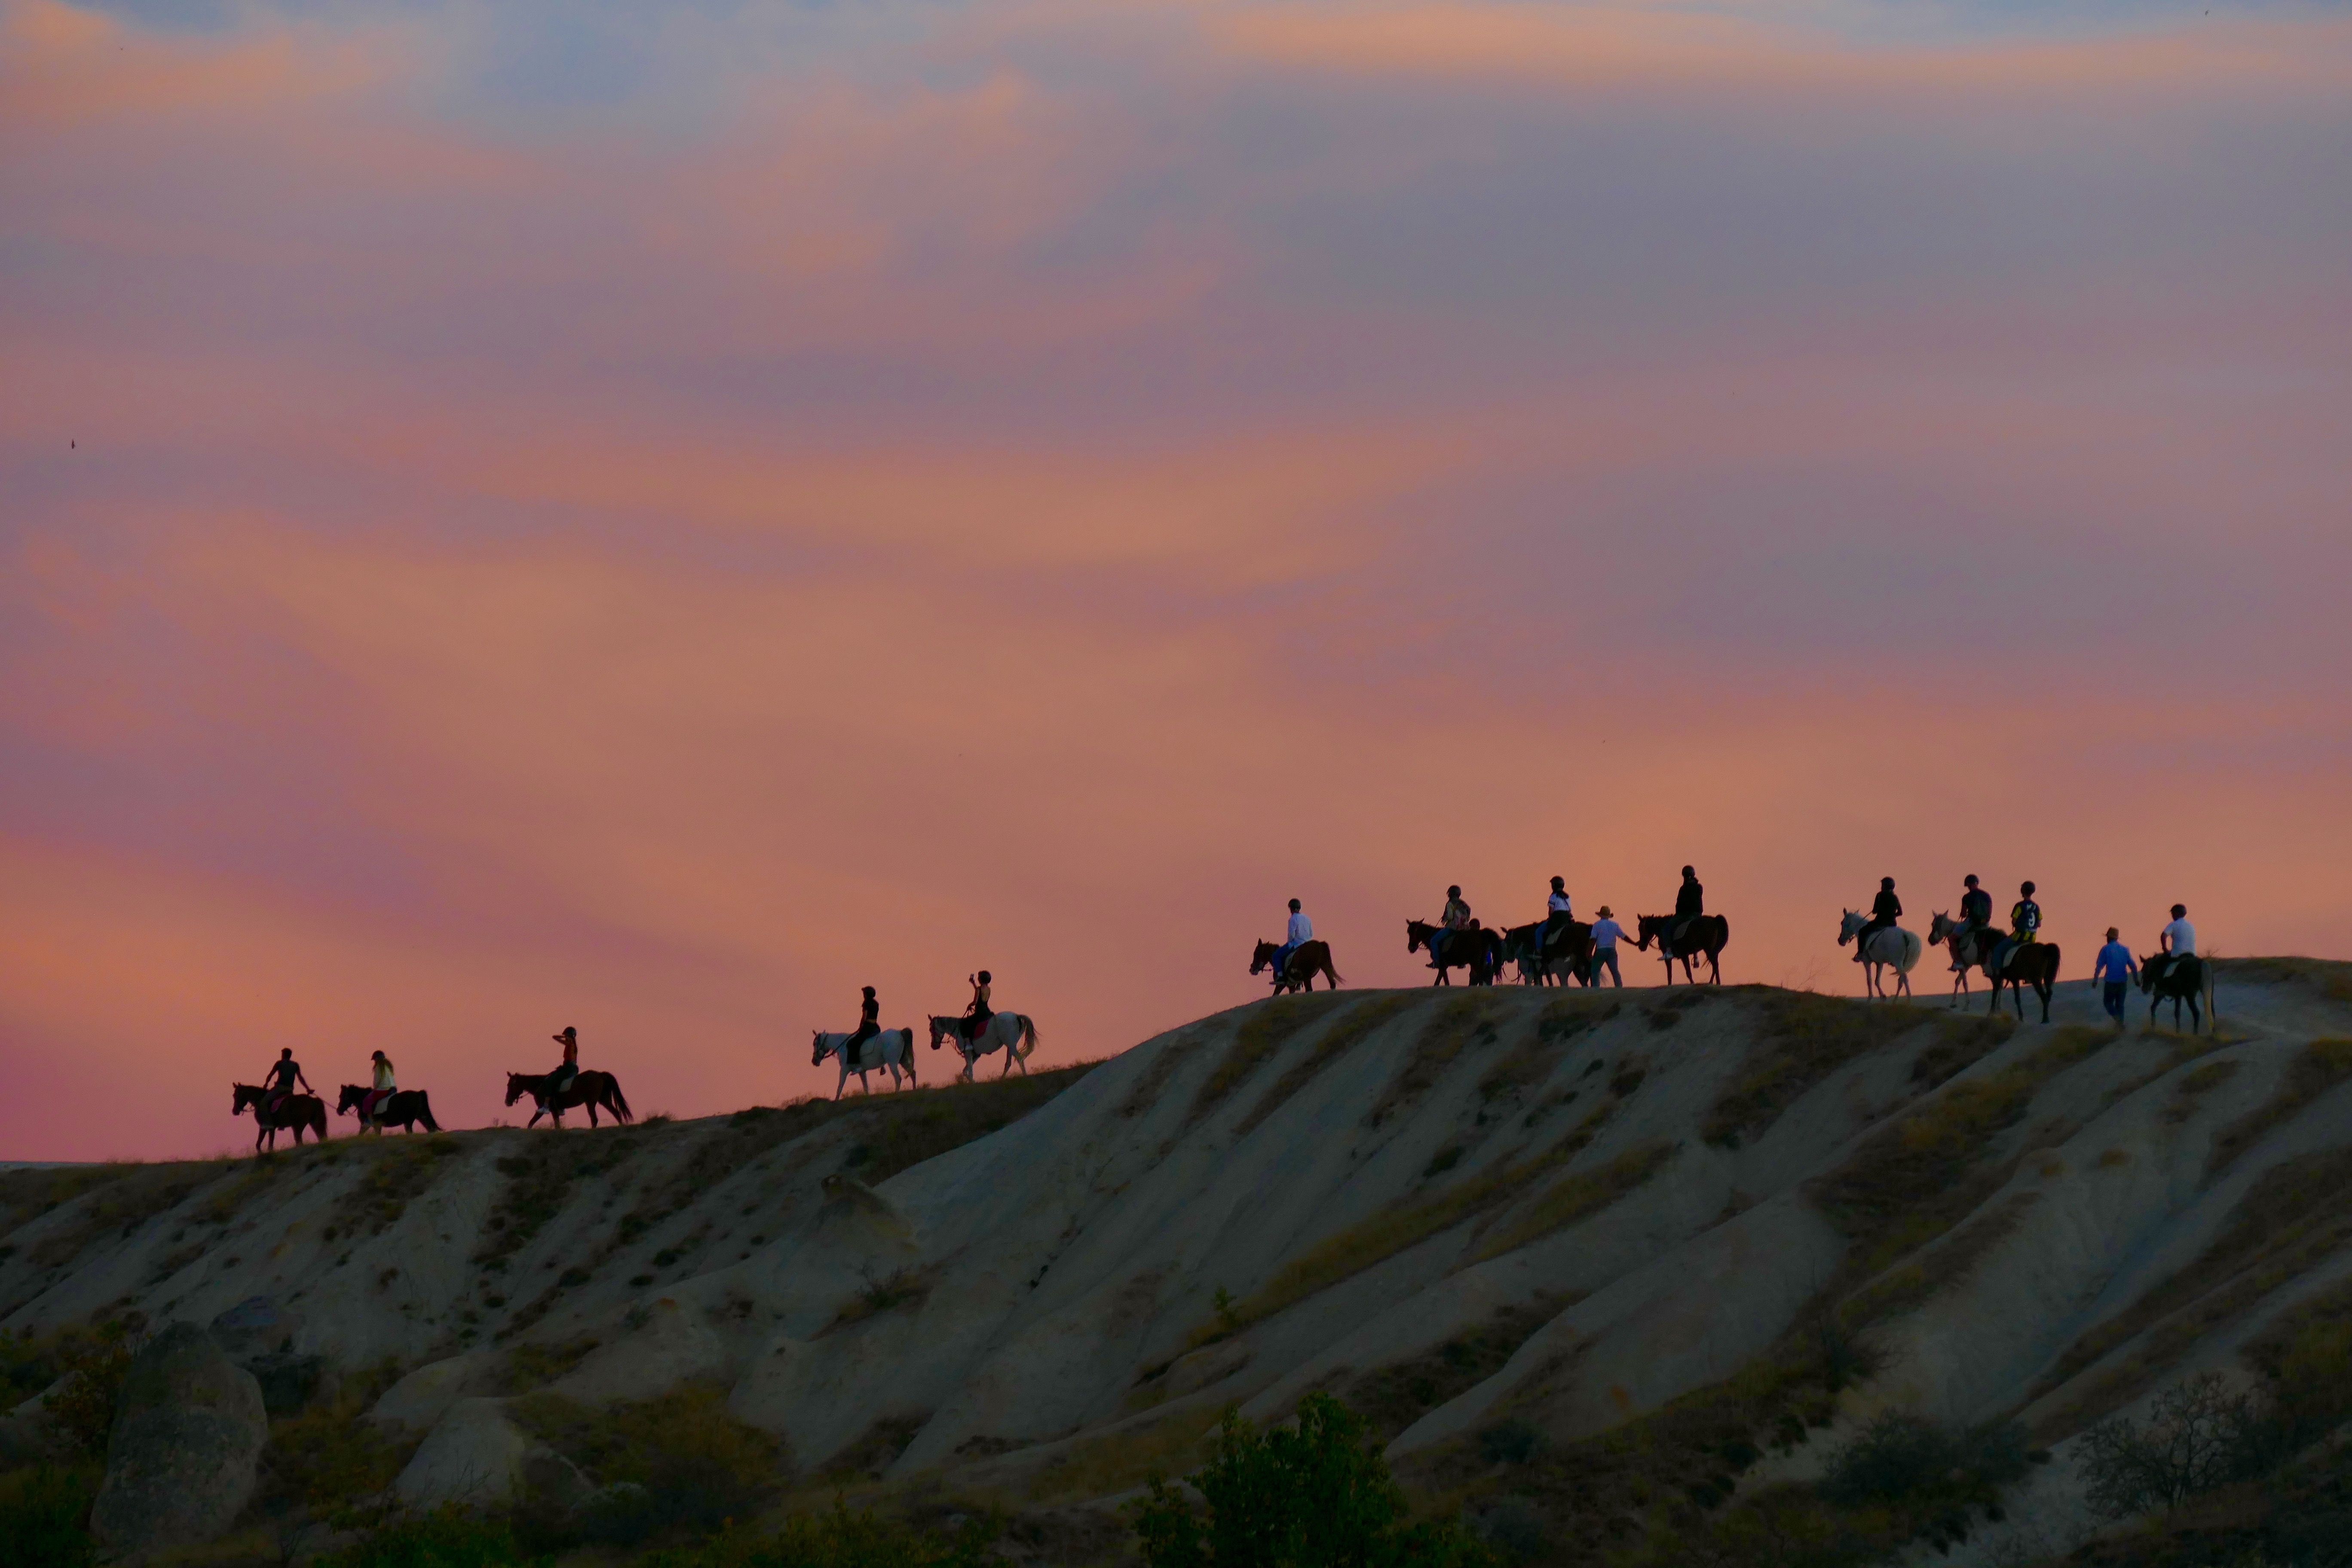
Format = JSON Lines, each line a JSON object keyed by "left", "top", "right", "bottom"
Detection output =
{"left": 362, "top": 1050, "right": 396, "bottom": 1128}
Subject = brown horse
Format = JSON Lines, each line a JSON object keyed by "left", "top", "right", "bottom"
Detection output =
{"left": 231, "top": 1083, "right": 328, "bottom": 1151}
{"left": 1250, "top": 939, "right": 1344, "bottom": 994}
{"left": 2138, "top": 953, "right": 2211, "bottom": 1034}
{"left": 1501, "top": 919, "right": 1593, "bottom": 987}
{"left": 1634, "top": 914, "right": 1729, "bottom": 985}
{"left": 1984, "top": 940, "right": 2063, "bottom": 1023}
{"left": 505, "top": 1069, "right": 633, "bottom": 1129}
{"left": 334, "top": 1084, "right": 443, "bottom": 1134}
{"left": 1406, "top": 920, "right": 1501, "bottom": 986}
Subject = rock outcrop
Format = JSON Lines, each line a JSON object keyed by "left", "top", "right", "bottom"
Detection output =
{"left": 89, "top": 1322, "right": 268, "bottom": 1559}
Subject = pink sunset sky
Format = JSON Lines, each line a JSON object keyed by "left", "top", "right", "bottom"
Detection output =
{"left": 2, "top": 0, "right": 2348, "bottom": 1161}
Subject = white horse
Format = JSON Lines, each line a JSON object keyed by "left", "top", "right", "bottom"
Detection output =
{"left": 811, "top": 1028, "right": 917, "bottom": 1099}
{"left": 926, "top": 1012, "right": 1038, "bottom": 1083}
{"left": 1926, "top": 910, "right": 1996, "bottom": 1003}
{"left": 1838, "top": 910, "right": 1923, "bottom": 999}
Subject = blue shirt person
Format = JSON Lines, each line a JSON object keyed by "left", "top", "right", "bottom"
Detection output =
{"left": 2092, "top": 928, "right": 2138, "bottom": 1027}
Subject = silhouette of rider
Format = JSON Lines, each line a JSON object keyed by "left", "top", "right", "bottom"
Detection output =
{"left": 550, "top": 1026, "right": 580, "bottom": 1099}
{"left": 360, "top": 1049, "right": 396, "bottom": 1126}
{"left": 1669, "top": 866, "right": 1704, "bottom": 946}
{"left": 964, "top": 971, "right": 994, "bottom": 1040}
{"left": 1273, "top": 899, "right": 1312, "bottom": 982}
{"left": 1433, "top": 885, "right": 1472, "bottom": 968}
{"left": 846, "top": 986, "right": 880, "bottom": 1061}
{"left": 261, "top": 1047, "right": 312, "bottom": 1119}
{"left": 2157, "top": 903, "right": 2196, "bottom": 983}
{"left": 1542, "top": 877, "right": 1573, "bottom": 950}
{"left": 1958, "top": 874, "right": 1994, "bottom": 939}
{"left": 2011, "top": 882, "right": 2042, "bottom": 943}
{"left": 1855, "top": 877, "right": 1900, "bottom": 962}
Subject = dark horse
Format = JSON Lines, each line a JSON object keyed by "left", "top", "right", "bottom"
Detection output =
{"left": 2139, "top": 953, "right": 2211, "bottom": 1034}
{"left": 1250, "top": 939, "right": 1344, "bottom": 995}
{"left": 1984, "top": 940, "right": 2063, "bottom": 1023}
{"left": 505, "top": 1069, "right": 633, "bottom": 1129}
{"left": 1501, "top": 919, "right": 1593, "bottom": 987}
{"left": 1406, "top": 920, "right": 1502, "bottom": 986}
{"left": 231, "top": 1083, "right": 328, "bottom": 1152}
{"left": 334, "top": 1084, "right": 443, "bottom": 1135}
{"left": 1634, "top": 914, "right": 1729, "bottom": 985}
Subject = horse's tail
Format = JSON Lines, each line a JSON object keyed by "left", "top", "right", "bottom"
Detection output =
{"left": 605, "top": 1074, "right": 634, "bottom": 1123}
{"left": 416, "top": 1092, "right": 441, "bottom": 1133}
{"left": 1897, "top": 929, "right": 1923, "bottom": 974}
{"left": 308, "top": 1100, "right": 329, "bottom": 1140}
{"left": 1017, "top": 1016, "right": 1038, "bottom": 1060}
{"left": 1712, "top": 914, "right": 1730, "bottom": 952}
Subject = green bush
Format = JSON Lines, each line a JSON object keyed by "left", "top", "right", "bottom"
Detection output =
{"left": 42, "top": 1322, "right": 144, "bottom": 1458}
{"left": 1130, "top": 1393, "right": 1490, "bottom": 1567}
{"left": 317, "top": 1510, "right": 528, "bottom": 1568}
{"left": 0, "top": 1464, "right": 99, "bottom": 1568}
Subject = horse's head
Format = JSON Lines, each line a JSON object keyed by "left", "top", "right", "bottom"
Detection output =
{"left": 232, "top": 1083, "right": 256, "bottom": 1116}
{"left": 1927, "top": 911, "right": 1954, "bottom": 945}
{"left": 811, "top": 1031, "right": 829, "bottom": 1067}
{"left": 928, "top": 1017, "right": 949, "bottom": 1051}
{"left": 504, "top": 1072, "right": 527, "bottom": 1107}
{"left": 1406, "top": 920, "right": 1430, "bottom": 953}
{"left": 1249, "top": 940, "right": 1275, "bottom": 974}
{"left": 2137, "top": 958, "right": 2159, "bottom": 992}
{"left": 335, "top": 1084, "right": 364, "bottom": 1116}
{"left": 1837, "top": 910, "right": 1863, "bottom": 946}
{"left": 1633, "top": 916, "right": 1662, "bottom": 950}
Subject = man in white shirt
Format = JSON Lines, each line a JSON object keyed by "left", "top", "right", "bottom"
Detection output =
{"left": 1273, "top": 899, "right": 1313, "bottom": 983}
{"left": 2159, "top": 904, "right": 2196, "bottom": 980}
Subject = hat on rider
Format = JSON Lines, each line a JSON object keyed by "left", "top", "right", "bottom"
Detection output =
{"left": 1682, "top": 866, "right": 1695, "bottom": 877}
{"left": 1880, "top": 876, "right": 1895, "bottom": 889}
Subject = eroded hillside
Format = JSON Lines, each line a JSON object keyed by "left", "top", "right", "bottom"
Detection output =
{"left": 7, "top": 959, "right": 2352, "bottom": 1564}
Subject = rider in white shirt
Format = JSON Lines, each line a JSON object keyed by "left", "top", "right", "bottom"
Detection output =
{"left": 1273, "top": 899, "right": 1313, "bottom": 982}
{"left": 2159, "top": 904, "right": 2196, "bottom": 979}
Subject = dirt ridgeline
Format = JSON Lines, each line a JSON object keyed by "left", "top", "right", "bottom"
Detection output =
{"left": 5, "top": 959, "right": 2352, "bottom": 1562}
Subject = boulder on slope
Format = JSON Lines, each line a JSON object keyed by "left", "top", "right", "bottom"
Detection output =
{"left": 89, "top": 1322, "right": 269, "bottom": 1559}
{"left": 393, "top": 1396, "right": 585, "bottom": 1508}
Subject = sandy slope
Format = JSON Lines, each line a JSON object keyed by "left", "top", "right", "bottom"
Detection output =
{"left": 5, "top": 959, "right": 2348, "bottom": 1548}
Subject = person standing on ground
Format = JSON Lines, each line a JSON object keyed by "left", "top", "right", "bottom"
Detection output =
{"left": 2092, "top": 928, "right": 2138, "bottom": 1028}
{"left": 1589, "top": 906, "right": 1628, "bottom": 987}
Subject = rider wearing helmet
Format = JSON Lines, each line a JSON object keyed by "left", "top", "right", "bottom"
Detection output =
{"left": 1273, "top": 900, "right": 1312, "bottom": 984}
{"left": 964, "top": 971, "right": 994, "bottom": 1039}
{"left": 1855, "top": 877, "right": 1901, "bottom": 962}
{"left": 2011, "top": 882, "right": 2042, "bottom": 943}
{"left": 846, "top": 987, "right": 880, "bottom": 1060}
{"left": 261, "top": 1047, "right": 312, "bottom": 1118}
{"left": 1432, "top": 886, "right": 1473, "bottom": 968}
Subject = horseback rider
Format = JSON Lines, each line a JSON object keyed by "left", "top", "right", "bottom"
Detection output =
{"left": 1958, "top": 874, "right": 1994, "bottom": 940}
{"left": 1543, "top": 877, "right": 1573, "bottom": 950}
{"left": 1854, "top": 877, "right": 1900, "bottom": 962}
{"left": 1669, "top": 866, "right": 1703, "bottom": 947}
{"left": 261, "top": 1047, "right": 312, "bottom": 1119}
{"left": 2157, "top": 904, "right": 2196, "bottom": 983}
{"left": 964, "top": 971, "right": 994, "bottom": 1039}
{"left": 845, "top": 987, "right": 880, "bottom": 1062}
{"left": 2011, "top": 882, "right": 2042, "bottom": 944}
{"left": 549, "top": 1026, "right": 580, "bottom": 1099}
{"left": 1430, "top": 886, "right": 1473, "bottom": 968}
{"left": 1273, "top": 900, "right": 1312, "bottom": 983}
{"left": 359, "top": 1049, "right": 396, "bottom": 1127}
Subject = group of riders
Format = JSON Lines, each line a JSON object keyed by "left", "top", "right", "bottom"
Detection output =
{"left": 1261, "top": 865, "right": 1724, "bottom": 992}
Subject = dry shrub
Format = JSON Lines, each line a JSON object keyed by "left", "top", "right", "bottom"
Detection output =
{"left": 1371, "top": 992, "right": 1509, "bottom": 1127}
{"left": 2080, "top": 1374, "right": 2277, "bottom": 1519}
{"left": 259, "top": 1361, "right": 416, "bottom": 1517}
{"left": 515, "top": 1383, "right": 784, "bottom": 1544}
{"left": 1343, "top": 1302, "right": 1559, "bottom": 1441}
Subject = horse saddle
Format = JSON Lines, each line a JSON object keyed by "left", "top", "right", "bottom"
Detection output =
{"left": 961, "top": 1013, "right": 991, "bottom": 1041}
{"left": 1990, "top": 937, "right": 2019, "bottom": 975}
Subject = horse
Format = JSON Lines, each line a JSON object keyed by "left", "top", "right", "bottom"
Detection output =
{"left": 1982, "top": 940, "right": 2063, "bottom": 1023}
{"left": 927, "top": 1012, "right": 1039, "bottom": 1083}
{"left": 1250, "top": 939, "right": 1344, "bottom": 995}
{"left": 2138, "top": 953, "right": 2211, "bottom": 1035}
{"left": 1926, "top": 912, "right": 2002, "bottom": 1003}
{"left": 231, "top": 1084, "right": 328, "bottom": 1152}
{"left": 1500, "top": 919, "right": 1593, "bottom": 987}
{"left": 333, "top": 1084, "right": 442, "bottom": 1135}
{"left": 504, "top": 1069, "right": 633, "bottom": 1129}
{"left": 1633, "top": 914, "right": 1729, "bottom": 985}
{"left": 1406, "top": 920, "right": 1502, "bottom": 986}
{"left": 812, "top": 1028, "right": 918, "bottom": 1099}
{"left": 1837, "top": 911, "right": 1923, "bottom": 999}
